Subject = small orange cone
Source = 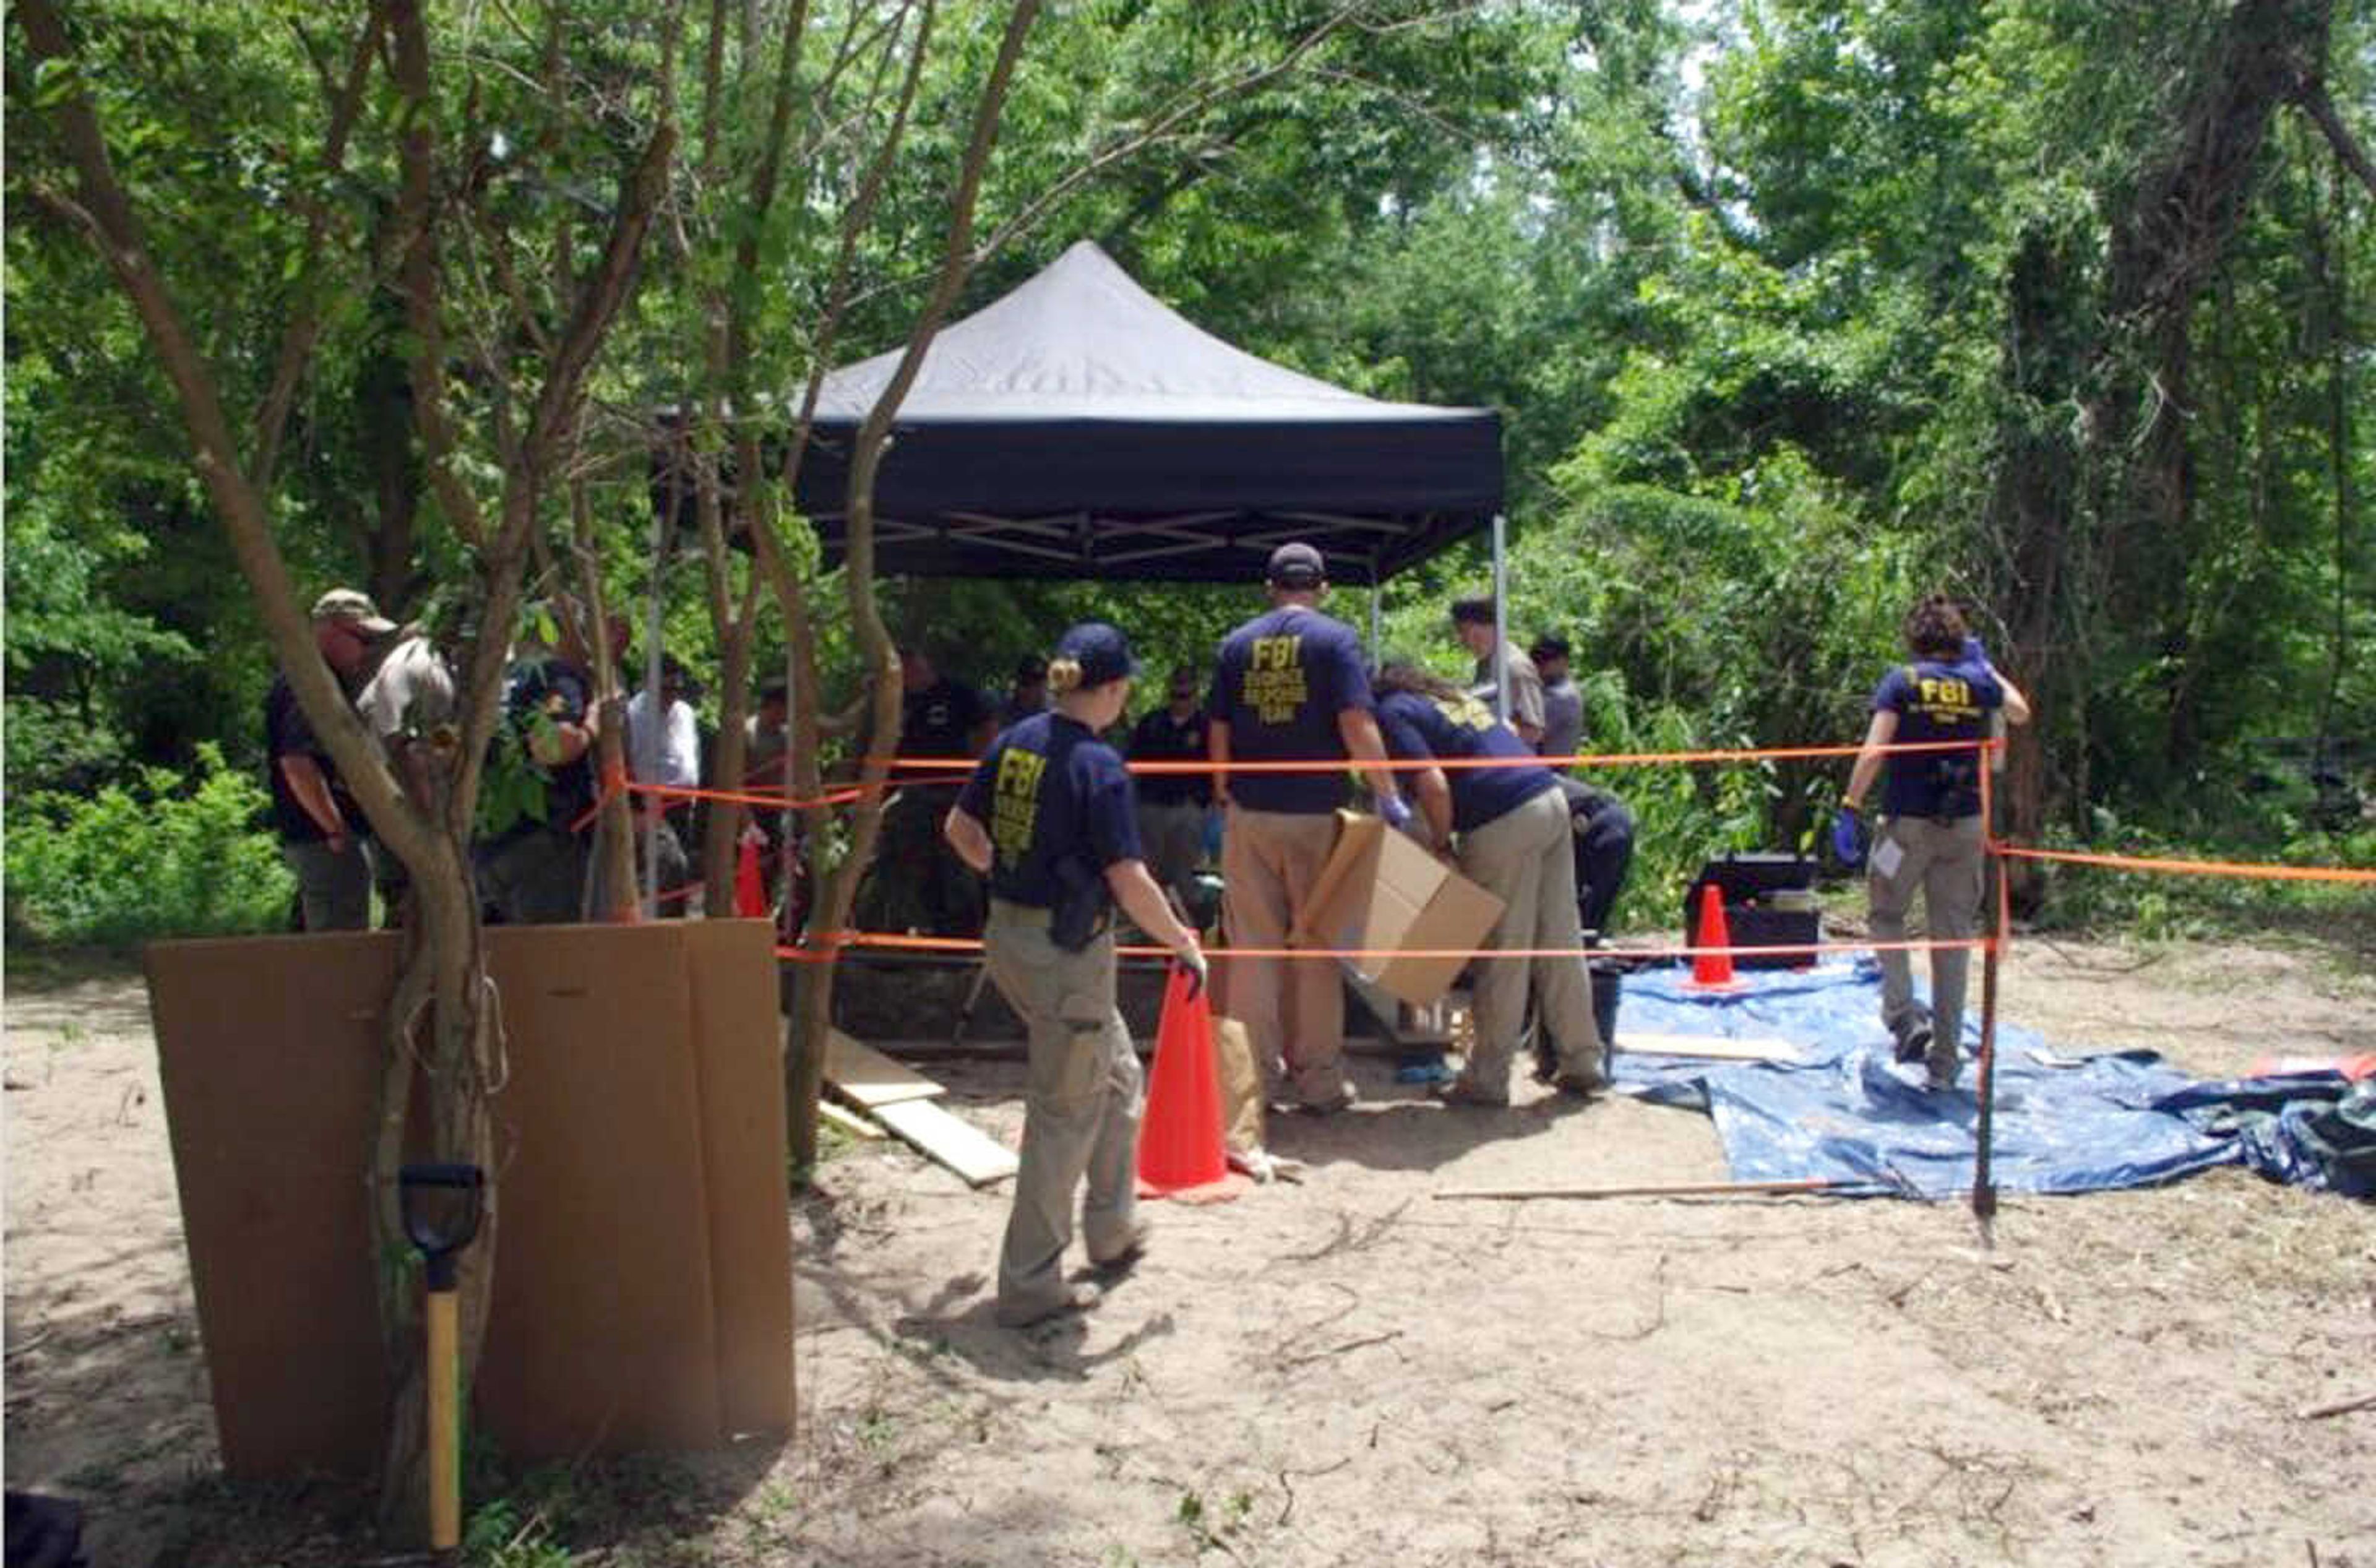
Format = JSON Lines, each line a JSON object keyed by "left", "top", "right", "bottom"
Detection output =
{"left": 1137, "top": 965, "right": 1230, "bottom": 1195}
{"left": 734, "top": 836, "right": 768, "bottom": 918}
{"left": 1686, "top": 882, "right": 1744, "bottom": 991}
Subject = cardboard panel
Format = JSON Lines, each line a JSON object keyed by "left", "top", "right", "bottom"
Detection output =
{"left": 474, "top": 925, "right": 725, "bottom": 1455}
{"left": 1380, "top": 863, "right": 1502, "bottom": 1006}
{"left": 145, "top": 933, "right": 400, "bottom": 1477}
{"left": 145, "top": 923, "right": 796, "bottom": 1479}
{"left": 1291, "top": 812, "right": 1504, "bottom": 1007}
{"left": 683, "top": 921, "right": 796, "bottom": 1438}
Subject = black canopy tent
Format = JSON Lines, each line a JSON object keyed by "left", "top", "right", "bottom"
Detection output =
{"left": 788, "top": 241, "right": 1504, "bottom": 588}
{"left": 640, "top": 243, "right": 1518, "bottom": 916}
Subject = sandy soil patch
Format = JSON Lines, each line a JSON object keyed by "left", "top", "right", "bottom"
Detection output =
{"left": 6, "top": 934, "right": 2372, "bottom": 1567}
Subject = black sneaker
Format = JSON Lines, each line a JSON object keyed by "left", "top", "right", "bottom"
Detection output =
{"left": 1893, "top": 1019, "right": 1933, "bottom": 1066}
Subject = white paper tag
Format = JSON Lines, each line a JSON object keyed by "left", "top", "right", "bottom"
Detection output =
{"left": 1870, "top": 835, "right": 1905, "bottom": 882}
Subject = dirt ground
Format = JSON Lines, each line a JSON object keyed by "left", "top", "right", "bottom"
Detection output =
{"left": 6, "top": 932, "right": 2374, "bottom": 1568}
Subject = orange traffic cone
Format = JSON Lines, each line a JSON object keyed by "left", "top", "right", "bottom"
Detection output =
{"left": 1686, "top": 882, "right": 1744, "bottom": 991}
{"left": 734, "top": 835, "right": 768, "bottom": 918}
{"left": 1137, "top": 965, "right": 1230, "bottom": 1195}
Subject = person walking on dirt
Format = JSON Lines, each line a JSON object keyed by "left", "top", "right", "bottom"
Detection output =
{"left": 944, "top": 622, "right": 1207, "bottom": 1329}
{"left": 1208, "top": 543, "right": 1413, "bottom": 1115}
{"left": 1374, "top": 661, "right": 1607, "bottom": 1105}
{"left": 1833, "top": 593, "right": 2031, "bottom": 1090}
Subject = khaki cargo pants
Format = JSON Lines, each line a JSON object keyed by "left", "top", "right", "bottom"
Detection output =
{"left": 1219, "top": 806, "right": 1351, "bottom": 1109}
{"left": 1867, "top": 813, "right": 1985, "bottom": 1082}
{"left": 985, "top": 899, "right": 1145, "bottom": 1323}
{"left": 1457, "top": 786, "right": 1604, "bottom": 1101}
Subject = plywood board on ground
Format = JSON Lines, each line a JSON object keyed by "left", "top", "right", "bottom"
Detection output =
{"left": 872, "top": 1098, "right": 1018, "bottom": 1187}
{"left": 825, "top": 1029, "right": 944, "bottom": 1107}
{"left": 819, "top": 1101, "right": 885, "bottom": 1139}
{"left": 1617, "top": 1032, "right": 1801, "bottom": 1063}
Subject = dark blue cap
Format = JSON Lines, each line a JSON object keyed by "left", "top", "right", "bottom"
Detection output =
{"left": 1052, "top": 621, "right": 1137, "bottom": 689}
{"left": 1267, "top": 541, "right": 1327, "bottom": 588}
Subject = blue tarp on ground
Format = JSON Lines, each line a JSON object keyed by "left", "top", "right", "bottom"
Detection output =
{"left": 1606, "top": 962, "right": 2256, "bottom": 1200}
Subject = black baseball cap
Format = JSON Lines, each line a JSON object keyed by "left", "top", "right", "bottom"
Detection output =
{"left": 1266, "top": 541, "right": 1327, "bottom": 588}
{"left": 1052, "top": 621, "right": 1137, "bottom": 687}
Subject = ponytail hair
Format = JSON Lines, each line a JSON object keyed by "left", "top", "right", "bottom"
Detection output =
{"left": 1047, "top": 657, "right": 1085, "bottom": 696}
{"left": 1375, "top": 659, "right": 1468, "bottom": 704}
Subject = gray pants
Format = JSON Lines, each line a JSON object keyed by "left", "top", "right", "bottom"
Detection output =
{"left": 1458, "top": 787, "right": 1604, "bottom": 1101}
{"left": 283, "top": 838, "right": 371, "bottom": 931}
{"left": 985, "top": 900, "right": 1145, "bottom": 1322}
{"left": 1135, "top": 800, "right": 1206, "bottom": 903}
{"left": 1219, "top": 806, "right": 1349, "bottom": 1109}
{"left": 1868, "top": 814, "right": 1985, "bottom": 1080}
{"left": 478, "top": 827, "right": 590, "bottom": 925}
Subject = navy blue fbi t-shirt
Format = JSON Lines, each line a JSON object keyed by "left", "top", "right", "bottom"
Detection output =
{"left": 1208, "top": 606, "right": 1372, "bottom": 813}
{"left": 957, "top": 712, "right": 1146, "bottom": 908}
{"left": 1374, "top": 688, "right": 1559, "bottom": 835}
{"left": 1872, "top": 658, "right": 2004, "bottom": 819}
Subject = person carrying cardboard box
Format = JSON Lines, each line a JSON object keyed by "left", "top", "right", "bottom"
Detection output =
{"left": 1373, "top": 661, "right": 1607, "bottom": 1106}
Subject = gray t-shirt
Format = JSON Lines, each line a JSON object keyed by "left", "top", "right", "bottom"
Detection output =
{"left": 1539, "top": 675, "right": 1583, "bottom": 762}
{"left": 1468, "top": 642, "right": 1546, "bottom": 739}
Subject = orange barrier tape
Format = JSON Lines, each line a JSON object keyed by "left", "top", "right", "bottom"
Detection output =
{"left": 567, "top": 777, "right": 624, "bottom": 836}
{"left": 889, "top": 738, "right": 1994, "bottom": 777}
{"left": 613, "top": 738, "right": 1993, "bottom": 817}
{"left": 632, "top": 780, "right": 866, "bottom": 812}
{"left": 773, "top": 933, "right": 1991, "bottom": 963}
{"left": 1989, "top": 843, "right": 2376, "bottom": 885}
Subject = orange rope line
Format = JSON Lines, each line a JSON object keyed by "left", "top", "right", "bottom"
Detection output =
{"left": 772, "top": 933, "right": 1991, "bottom": 963}
{"left": 1988, "top": 843, "right": 2376, "bottom": 885}
{"left": 885, "top": 738, "right": 1992, "bottom": 775}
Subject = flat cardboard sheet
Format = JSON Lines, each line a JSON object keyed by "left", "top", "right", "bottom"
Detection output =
{"left": 145, "top": 921, "right": 794, "bottom": 1478}
{"left": 1291, "top": 811, "right": 1504, "bottom": 1007}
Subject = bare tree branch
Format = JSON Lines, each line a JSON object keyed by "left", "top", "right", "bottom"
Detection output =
{"left": 252, "top": 0, "right": 389, "bottom": 491}
{"left": 2294, "top": 81, "right": 2376, "bottom": 200}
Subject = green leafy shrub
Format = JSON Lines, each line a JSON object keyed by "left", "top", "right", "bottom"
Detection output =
{"left": 5, "top": 743, "right": 293, "bottom": 947}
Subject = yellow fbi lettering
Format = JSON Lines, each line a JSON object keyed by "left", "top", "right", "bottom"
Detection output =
{"left": 1912, "top": 674, "right": 1980, "bottom": 721}
{"left": 990, "top": 747, "right": 1046, "bottom": 864}
{"left": 1241, "top": 634, "right": 1309, "bottom": 725}
{"left": 1429, "top": 693, "right": 1497, "bottom": 733}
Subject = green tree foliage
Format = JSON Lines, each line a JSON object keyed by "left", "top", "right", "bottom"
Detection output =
{"left": 7, "top": 0, "right": 2371, "bottom": 949}
{"left": 5, "top": 744, "right": 292, "bottom": 946}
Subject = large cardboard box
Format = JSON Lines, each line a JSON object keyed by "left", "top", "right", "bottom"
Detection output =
{"left": 1289, "top": 811, "right": 1505, "bottom": 1007}
{"left": 144, "top": 921, "right": 794, "bottom": 1480}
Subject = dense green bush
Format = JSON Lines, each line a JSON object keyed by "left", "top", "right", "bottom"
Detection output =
{"left": 6, "top": 743, "right": 293, "bottom": 947}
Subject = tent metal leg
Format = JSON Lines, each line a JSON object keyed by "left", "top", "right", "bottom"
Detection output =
{"left": 1491, "top": 512, "right": 1510, "bottom": 723}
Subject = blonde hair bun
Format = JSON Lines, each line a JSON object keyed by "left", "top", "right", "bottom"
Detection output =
{"left": 1047, "top": 657, "right": 1085, "bottom": 696}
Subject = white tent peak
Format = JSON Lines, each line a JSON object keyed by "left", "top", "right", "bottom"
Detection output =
{"left": 815, "top": 239, "right": 1458, "bottom": 422}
